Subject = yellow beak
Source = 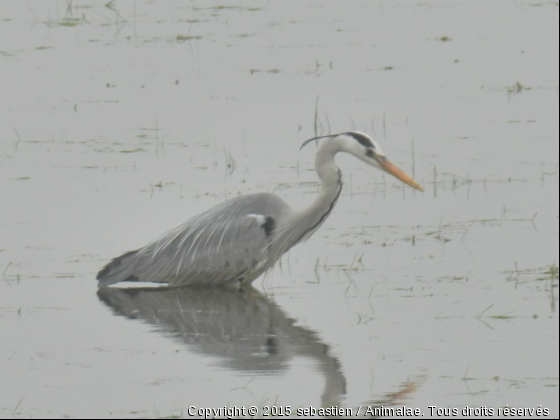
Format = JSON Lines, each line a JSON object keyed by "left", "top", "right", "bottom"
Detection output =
{"left": 377, "top": 156, "right": 424, "bottom": 192}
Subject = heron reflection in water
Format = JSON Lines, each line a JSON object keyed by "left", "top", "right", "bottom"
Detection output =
{"left": 98, "top": 286, "right": 347, "bottom": 407}
{"left": 99, "top": 286, "right": 424, "bottom": 409}
{"left": 97, "top": 132, "right": 423, "bottom": 288}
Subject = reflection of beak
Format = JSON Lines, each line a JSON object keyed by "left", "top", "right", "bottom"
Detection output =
{"left": 376, "top": 156, "right": 424, "bottom": 192}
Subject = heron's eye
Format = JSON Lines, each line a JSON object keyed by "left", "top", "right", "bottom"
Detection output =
{"left": 365, "top": 148, "right": 375, "bottom": 157}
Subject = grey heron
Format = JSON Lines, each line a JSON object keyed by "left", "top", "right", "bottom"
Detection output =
{"left": 97, "top": 132, "right": 423, "bottom": 288}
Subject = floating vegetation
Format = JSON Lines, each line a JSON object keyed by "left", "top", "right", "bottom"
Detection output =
{"left": 504, "top": 263, "right": 559, "bottom": 284}
{"left": 504, "top": 263, "right": 558, "bottom": 312}
{"left": 507, "top": 81, "right": 532, "bottom": 95}
{"left": 249, "top": 68, "right": 281, "bottom": 75}
{"left": 439, "top": 36, "right": 452, "bottom": 42}
{"left": 436, "top": 275, "right": 469, "bottom": 282}
{"left": 120, "top": 148, "right": 146, "bottom": 153}
{"left": 321, "top": 252, "right": 366, "bottom": 274}
{"left": 424, "top": 228, "right": 452, "bottom": 243}
{"left": 45, "top": 16, "right": 85, "bottom": 28}
{"left": 436, "top": 304, "right": 520, "bottom": 322}
{"left": 54, "top": 273, "right": 77, "bottom": 278}
{"left": 210, "top": 5, "right": 239, "bottom": 10}
{"left": 176, "top": 34, "right": 202, "bottom": 42}
{"left": 476, "top": 304, "right": 516, "bottom": 320}
{"left": 542, "top": 264, "right": 560, "bottom": 281}
{"left": 152, "top": 181, "right": 178, "bottom": 190}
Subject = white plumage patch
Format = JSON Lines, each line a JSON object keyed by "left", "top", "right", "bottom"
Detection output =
{"left": 247, "top": 214, "right": 266, "bottom": 223}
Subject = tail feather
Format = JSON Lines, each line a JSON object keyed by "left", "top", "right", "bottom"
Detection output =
{"left": 97, "top": 249, "right": 141, "bottom": 286}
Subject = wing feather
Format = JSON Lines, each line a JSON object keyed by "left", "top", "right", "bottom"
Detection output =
{"left": 97, "top": 193, "right": 292, "bottom": 287}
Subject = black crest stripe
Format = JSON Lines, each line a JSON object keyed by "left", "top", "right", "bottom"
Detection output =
{"left": 346, "top": 132, "right": 374, "bottom": 148}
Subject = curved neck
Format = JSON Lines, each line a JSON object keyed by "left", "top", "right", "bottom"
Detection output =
{"left": 293, "top": 141, "right": 343, "bottom": 244}
{"left": 266, "top": 140, "right": 344, "bottom": 266}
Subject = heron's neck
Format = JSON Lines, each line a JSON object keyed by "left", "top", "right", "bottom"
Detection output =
{"left": 293, "top": 143, "right": 343, "bottom": 243}
{"left": 313, "top": 144, "right": 343, "bottom": 210}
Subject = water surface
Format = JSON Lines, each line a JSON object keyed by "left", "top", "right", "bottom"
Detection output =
{"left": 0, "top": 0, "right": 558, "bottom": 418}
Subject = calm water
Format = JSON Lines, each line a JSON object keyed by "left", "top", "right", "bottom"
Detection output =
{"left": 0, "top": 0, "right": 558, "bottom": 418}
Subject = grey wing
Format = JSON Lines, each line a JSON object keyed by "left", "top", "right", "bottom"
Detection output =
{"left": 97, "top": 209, "right": 277, "bottom": 287}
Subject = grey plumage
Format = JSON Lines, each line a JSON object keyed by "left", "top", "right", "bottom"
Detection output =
{"left": 97, "top": 132, "right": 423, "bottom": 288}
{"left": 98, "top": 193, "right": 291, "bottom": 287}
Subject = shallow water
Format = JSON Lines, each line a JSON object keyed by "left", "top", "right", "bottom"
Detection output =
{"left": 0, "top": 0, "right": 558, "bottom": 418}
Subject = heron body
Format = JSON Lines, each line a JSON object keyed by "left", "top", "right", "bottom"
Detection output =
{"left": 97, "top": 132, "right": 423, "bottom": 288}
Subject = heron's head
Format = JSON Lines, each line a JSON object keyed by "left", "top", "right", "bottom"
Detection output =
{"left": 301, "top": 131, "right": 424, "bottom": 191}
